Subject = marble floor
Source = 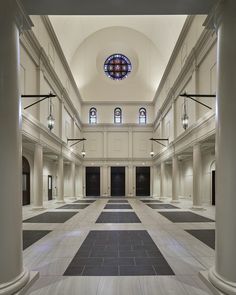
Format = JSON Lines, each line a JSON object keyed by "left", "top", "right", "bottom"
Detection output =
{"left": 22, "top": 197, "right": 216, "bottom": 295}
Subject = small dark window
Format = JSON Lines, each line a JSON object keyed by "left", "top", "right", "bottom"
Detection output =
{"left": 114, "top": 107, "right": 122, "bottom": 124}
{"left": 139, "top": 108, "right": 147, "bottom": 124}
{"left": 89, "top": 107, "right": 97, "bottom": 124}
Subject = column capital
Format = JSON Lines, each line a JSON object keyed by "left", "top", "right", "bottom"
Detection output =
{"left": 15, "top": 0, "right": 33, "bottom": 33}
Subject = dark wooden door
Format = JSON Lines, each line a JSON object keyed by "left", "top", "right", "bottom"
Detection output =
{"left": 48, "top": 175, "right": 53, "bottom": 200}
{"left": 212, "top": 170, "right": 215, "bottom": 205}
{"left": 22, "top": 157, "right": 30, "bottom": 206}
{"left": 111, "top": 167, "right": 125, "bottom": 197}
{"left": 86, "top": 167, "right": 100, "bottom": 197}
{"left": 136, "top": 167, "right": 150, "bottom": 197}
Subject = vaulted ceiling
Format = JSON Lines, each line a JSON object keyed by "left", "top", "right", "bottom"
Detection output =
{"left": 49, "top": 16, "right": 187, "bottom": 102}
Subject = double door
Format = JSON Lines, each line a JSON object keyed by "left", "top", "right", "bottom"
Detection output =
{"left": 111, "top": 167, "right": 125, "bottom": 197}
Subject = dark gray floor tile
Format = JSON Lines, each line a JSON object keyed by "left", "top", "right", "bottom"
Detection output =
{"left": 120, "top": 265, "right": 156, "bottom": 276}
{"left": 70, "top": 258, "right": 103, "bottom": 266}
{"left": 64, "top": 266, "right": 84, "bottom": 276}
{"left": 159, "top": 211, "right": 214, "bottom": 223}
{"left": 90, "top": 251, "right": 118, "bottom": 258}
{"left": 186, "top": 229, "right": 215, "bottom": 249}
{"left": 119, "top": 250, "right": 148, "bottom": 257}
{"left": 104, "top": 204, "right": 132, "bottom": 209}
{"left": 153, "top": 264, "right": 175, "bottom": 275}
{"left": 23, "top": 212, "right": 78, "bottom": 223}
{"left": 103, "top": 258, "right": 135, "bottom": 266}
{"left": 83, "top": 265, "right": 119, "bottom": 276}
{"left": 147, "top": 204, "right": 179, "bottom": 209}
{"left": 23, "top": 230, "right": 51, "bottom": 250}
{"left": 64, "top": 230, "right": 174, "bottom": 276}
{"left": 96, "top": 212, "right": 141, "bottom": 223}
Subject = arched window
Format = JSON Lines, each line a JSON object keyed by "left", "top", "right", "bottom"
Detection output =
{"left": 139, "top": 107, "right": 147, "bottom": 124}
{"left": 89, "top": 107, "right": 97, "bottom": 124}
{"left": 114, "top": 107, "right": 122, "bottom": 124}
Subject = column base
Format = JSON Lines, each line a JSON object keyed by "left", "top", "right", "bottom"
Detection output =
{"left": 0, "top": 270, "right": 38, "bottom": 295}
{"left": 69, "top": 197, "right": 77, "bottom": 201}
{"left": 31, "top": 206, "right": 45, "bottom": 211}
{"left": 159, "top": 197, "right": 168, "bottom": 201}
{"left": 200, "top": 268, "right": 236, "bottom": 295}
{"left": 191, "top": 205, "right": 206, "bottom": 211}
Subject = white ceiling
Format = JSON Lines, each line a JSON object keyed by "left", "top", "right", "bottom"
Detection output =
{"left": 49, "top": 16, "right": 187, "bottom": 102}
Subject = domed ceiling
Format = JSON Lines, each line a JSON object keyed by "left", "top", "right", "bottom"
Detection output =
{"left": 49, "top": 16, "right": 187, "bottom": 102}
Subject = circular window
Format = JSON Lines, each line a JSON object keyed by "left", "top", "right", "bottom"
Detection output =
{"left": 104, "top": 54, "right": 132, "bottom": 80}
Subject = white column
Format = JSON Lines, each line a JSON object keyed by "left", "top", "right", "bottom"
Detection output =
{"left": 152, "top": 165, "right": 159, "bottom": 199}
{"left": 160, "top": 162, "right": 166, "bottom": 200}
{"left": 70, "top": 162, "right": 76, "bottom": 200}
{"left": 206, "top": 1, "right": 236, "bottom": 294}
{"left": 57, "top": 155, "right": 65, "bottom": 203}
{"left": 33, "top": 144, "right": 44, "bottom": 209}
{"left": 0, "top": 2, "right": 32, "bottom": 293}
{"left": 192, "top": 143, "right": 204, "bottom": 210}
{"left": 171, "top": 155, "right": 180, "bottom": 203}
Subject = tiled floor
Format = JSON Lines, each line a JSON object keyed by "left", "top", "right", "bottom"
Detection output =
{"left": 158, "top": 211, "right": 214, "bottom": 223}
{"left": 23, "top": 230, "right": 51, "bottom": 250}
{"left": 146, "top": 204, "right": 179, "bottom": 209}
{"left": 186, "top": 230, "right": 215, "bottom": 249}
{"left": 23, "top": 197, "right": 216, "bottom": 295}
{"left": 104, "top": 204, "right": 133, "bottom": 209}
{"left": 23, "top": 211, "right": 78, "bottom": 223}
{"left": 96, "top": 212, "right": 141, "bottom": 223}
{"left": 64, "top": 230, "right": 174, "bottom": 276}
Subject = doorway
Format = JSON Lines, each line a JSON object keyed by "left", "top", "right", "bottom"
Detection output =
{"left": 212, "top": 170, "right": 215, "bottom": 205}
{"left": 111, "top": 167, "right": 125, "bottom": 197}
{"left": 136, "top": 167, "right": 150, "bottom": 197}
{"left": 86, "top": 167, "right": 100, "bottom": 197}
{"left": 48, "top": 175, "right": 53, "bottom": 200}
{"left": 22, "top": 156, "right": 30, "bottom": 206}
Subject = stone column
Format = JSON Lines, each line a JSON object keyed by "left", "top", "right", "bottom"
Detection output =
{"left": 33, "top": 144, "right": 44, "bottom": 209}
{"left": 204, "top": 1, "right": 236, "bottom": 294}
{"left": 70, "top": 162, "right": 76, "bottom": 200}
{"left": 0, "top": 2, "right": 36, "bottom": 293}
{"left": 57, "top": 155, "right": 65, "bottom": 203}
{"left": 160, "top": 162, "right": 166, "bottom": 200}
{"left": 192, "top": 143, "right": 204, "bottom": 210}
{"left": 171, "top": 155, "right": 180, "bottom": 203}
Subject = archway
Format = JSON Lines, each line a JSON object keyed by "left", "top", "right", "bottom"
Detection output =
{"left": 22, "top": 156, "right": 31, "bottom": 205}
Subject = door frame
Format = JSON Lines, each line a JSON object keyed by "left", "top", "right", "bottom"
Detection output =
{"left": 48, "top": 175, "right": 53, "bottom": 200}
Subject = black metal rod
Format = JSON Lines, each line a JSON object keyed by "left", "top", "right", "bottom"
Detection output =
{"left": 21, "top": 94, "right": 56, "bottom": 98}
{"left": 24, "top": 96, "right": 48, "bottom": 110}
{"left": 150, "top": 138, "right": 169, "bottom": 141}
{"left": 187, "top": 96, "right": 212, "bottom": 110}
{"left": 67, "top": 138, "right": 86, "bottom": 147}
{"left": 180, "top": 93, "right": 216, "bottom": 98}
{"left": 180, "top": 92, "right": 214, "bottom": 110}
{"left": 150, "top": 138, "right": 168, "bottom": 147}
{"left": 22, "top": 93, "right": 56, "bottom": 110}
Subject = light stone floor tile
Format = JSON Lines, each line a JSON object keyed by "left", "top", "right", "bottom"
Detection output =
{"left": 23, "top": 197, "right": 215, "bottom": 295}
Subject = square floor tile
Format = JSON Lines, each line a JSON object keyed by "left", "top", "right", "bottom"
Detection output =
{"left": 108, "top": 200, "right": 129, "bottom": 203}
{"left": 96, "top": 212, "right": 141, "bottom": 223}
{"left": 23, "top": 212, "right": 78, "bottom": 223}
{"left": 146, "top": 204, "right": 179, "bottom": 209}
{"left": 64, "top": 230, "right": 174, "bottom": 276}
{"left": 186, "top": 229, "right": 215, "bottom": 249}
{"left": 104, "top": 204, "right": 132, "bottom": 209}
{"left": 57, "top": 204, "right": 89, "bottom": 209}
{"left": 23, "top": 230, "right": 51, "bottom": 250}
{"left": 159, "top": 211, "right": 214, "bottom": 223}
